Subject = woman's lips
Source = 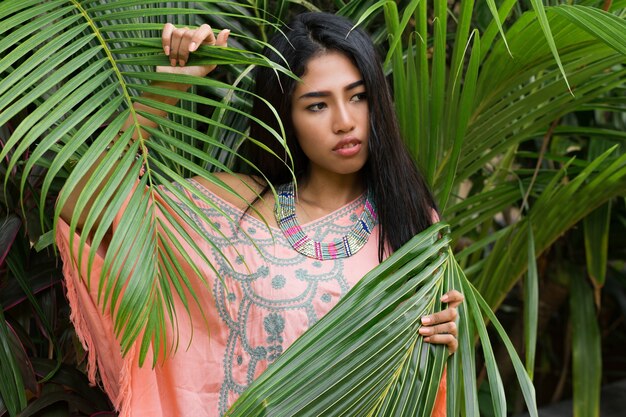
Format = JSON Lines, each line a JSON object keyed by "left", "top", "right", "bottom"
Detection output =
{"left": 333, "top": 139, "right": 362, "bottom": 157}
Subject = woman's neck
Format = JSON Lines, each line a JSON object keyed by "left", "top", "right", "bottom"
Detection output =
{"left": 295, "top": 172, "right": 365, "bottom": 216}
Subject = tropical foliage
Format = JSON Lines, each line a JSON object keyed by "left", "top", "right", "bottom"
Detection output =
{"left": 1, "top": 0, "right": 625, "bottom": 416}
{"left": 225, "top": 223, "right": 537, "bottom": 417}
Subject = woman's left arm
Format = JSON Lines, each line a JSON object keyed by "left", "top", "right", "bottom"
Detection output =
{"left": 419, "top": 289, "right": 464, "bottom": 354}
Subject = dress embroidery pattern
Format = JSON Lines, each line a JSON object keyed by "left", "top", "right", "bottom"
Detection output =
{"left": 176, "top": 179, "right": 376, "bottom": 416}
{"left": 264, "top": 313, "right": 285, "bottom": 362}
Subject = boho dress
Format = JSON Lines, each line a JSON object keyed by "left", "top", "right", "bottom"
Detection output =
{"left": 56, "top": 178, "right": 446, "bottom": 416}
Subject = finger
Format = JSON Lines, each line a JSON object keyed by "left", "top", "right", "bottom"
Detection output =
{"left": 177, "top": 28, "right": 195, "bottom": 65}
{"left": 169, "top": 27, "right": 187, "bottom": 66}
{"left": 162, "top": 23, "right": 175, "bottom": 56}
{"left": 424, "top": 334, "right": 458, "bottom": 354}
{"left": 418, "top": 321, "right": 457, "bottom": 337}
{"left": 189, "top": 24, "right": 213, "bottom": 52}
{"left": 421, "top": 307, "right": 457, "bottom": 326}
{"left": 215, "top": 28, "right": 230, "bottom": 47}
{"left": 441, "top": 290, "right": 464, "bottom": 308}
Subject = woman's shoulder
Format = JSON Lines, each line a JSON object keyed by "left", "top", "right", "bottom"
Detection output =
{"left": 190, "top": 173, "right": 276, "bottom": 220}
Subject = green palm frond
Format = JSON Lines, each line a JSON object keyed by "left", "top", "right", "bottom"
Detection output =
{"left": 475, "top": 147, "right": 626, "bottom": 308}
{"left": 570, "top": 267, "right": 602, "bottom": 417}
{"left": 226, "top": 224, "right": 537, "bottom": 417}
{"left": 0, "top": 0, "right": 294, "bottom": 364}
{"left": 377, "top": 0, "right": 626, "bottom": 301}
{"left": 373, "top": 4, "right": 624, "bottom": 414}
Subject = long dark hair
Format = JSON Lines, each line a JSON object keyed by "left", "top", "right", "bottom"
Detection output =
{"left": 242, "top": 12, "right": 437, "bottom": 261}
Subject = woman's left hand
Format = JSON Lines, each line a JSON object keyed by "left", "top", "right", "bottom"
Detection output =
{"left": 419, "top": 290, "right": 464, "bottom": 354}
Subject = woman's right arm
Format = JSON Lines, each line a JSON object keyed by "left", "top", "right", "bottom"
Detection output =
{"left": 59, "top": 24, "right": 230, "bottom": 231}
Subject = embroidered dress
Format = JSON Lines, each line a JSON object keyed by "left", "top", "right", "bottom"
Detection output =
{"left": 56, "top": 178, "right": 445, "bottom": 417}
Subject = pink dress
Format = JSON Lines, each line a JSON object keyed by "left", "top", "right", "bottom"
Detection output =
{"left": 56, "top": 178, "right": 445, "bottom": 416}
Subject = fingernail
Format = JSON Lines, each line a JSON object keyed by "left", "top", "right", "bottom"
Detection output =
{"left": 424, "top": 337, "right": 431, "bottom": 342}
{"left": 179, "top": 59, "right": 185, "bottom": 66}
{"left": 170, "top": 59, "right": 176, "bottom": 66}
{"left": 164, "top": 46, "right": 170, "bottom": 56}
{"left": 189, "top": 42, "right": 197, "bottom": 51}
{"left": 421, "top": 316, "right": 432, "bottom": 325}
{"left": 441, "top": 294, "right": 449, "bottom": 302}
{"left": 418, "top": 328, "right": 429, "bottom": 335}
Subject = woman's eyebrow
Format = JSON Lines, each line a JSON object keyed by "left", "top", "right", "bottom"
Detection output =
{"left": 297, "top": 79, "right": 365, "bottom": 100}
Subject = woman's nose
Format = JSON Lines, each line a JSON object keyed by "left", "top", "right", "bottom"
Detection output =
{"left": 332, "top": 103, "right": 355, "bottom": 133}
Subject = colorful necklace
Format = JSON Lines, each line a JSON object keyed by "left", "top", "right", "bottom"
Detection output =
{"left": 274, "top": 182, "right": 377, "bottom": 260}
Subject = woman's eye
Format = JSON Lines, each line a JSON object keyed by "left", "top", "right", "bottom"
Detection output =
{"left": 306, "top": 103, "right": 326, "bottom": 112}
{"left": 351, "top": 92, "right": 367, "bottom": 102}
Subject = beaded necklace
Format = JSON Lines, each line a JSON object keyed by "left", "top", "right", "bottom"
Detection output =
{"left": 274, "top": 182, "right": 377, "bottom": 260}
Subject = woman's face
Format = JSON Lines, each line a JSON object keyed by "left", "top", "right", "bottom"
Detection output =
{"left": 291, "top": 51, "right": 369, "bottom": 180}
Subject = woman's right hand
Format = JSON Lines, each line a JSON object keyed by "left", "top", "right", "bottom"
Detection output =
{"left": 159, "top": 23, "right": 230, "bottom": 77}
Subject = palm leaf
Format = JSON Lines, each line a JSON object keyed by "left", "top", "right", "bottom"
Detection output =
{"left": 0, "top": 0, "right": 294, "bottom": 364}
{"left": 552, "top": 4, "right": 626, "bottom": 55}
{"left": 524, "top": 224, "right": 539, "bottom": 379}
{"left": 475, "top": 147, "right": 626, "bottom": 309}
{"left": 382, "top": 2, "right": 625, "bottom": 213}
{"left": 583, "top": 137, "right": 615, "bottom": 295}
{"left": 570, "top": 269, "right": 602, "bottom": 417}
{"left": 226, "top": 224, "right": 538, "bottom": 416}
{"left": 406, "top": 3, "right": 626, "bottom": 313}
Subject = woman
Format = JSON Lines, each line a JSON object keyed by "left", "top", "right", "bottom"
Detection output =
{"left": 58, "top": 12, "right": 462, "bottom": 417}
